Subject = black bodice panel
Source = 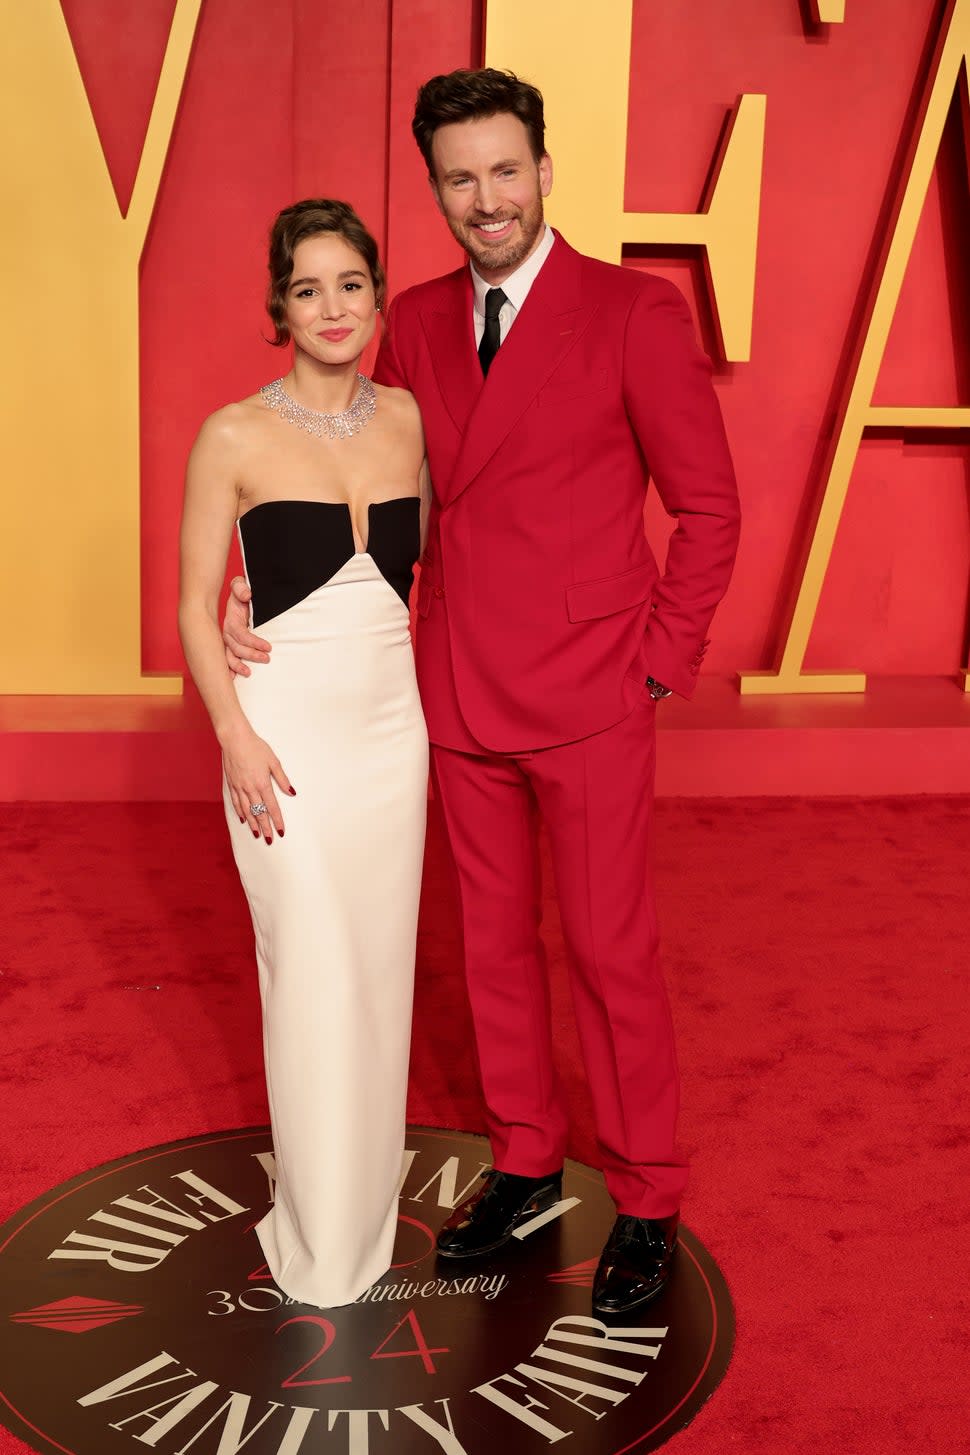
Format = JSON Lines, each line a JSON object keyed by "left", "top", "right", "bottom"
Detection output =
{"left": 239, "top": 498, "right": 420, "bottom": 626}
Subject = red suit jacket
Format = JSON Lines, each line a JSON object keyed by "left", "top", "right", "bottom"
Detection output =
{"left": 375, "top": 233, "right": 740, "bottom": 754}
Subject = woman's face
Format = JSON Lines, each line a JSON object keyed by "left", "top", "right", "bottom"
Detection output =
{"left": 283, "top": 232, "right": 378, "bottom": 365}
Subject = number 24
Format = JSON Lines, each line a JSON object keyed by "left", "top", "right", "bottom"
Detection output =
{"left": 277, "top": 1308, "right": 448, "bottom": 1387}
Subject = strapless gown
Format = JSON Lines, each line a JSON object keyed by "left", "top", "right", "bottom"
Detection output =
{"left": 226, "top": 497, "right": 428, "bottom": 1307}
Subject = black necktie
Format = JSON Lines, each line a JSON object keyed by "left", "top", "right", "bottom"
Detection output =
{"left": 478, "top": 288, "right": 508, "bottom": 377}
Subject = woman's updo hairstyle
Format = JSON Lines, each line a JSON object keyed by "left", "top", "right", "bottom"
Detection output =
{"left": 266, "top": 198, "right": 386, "bottom": 347}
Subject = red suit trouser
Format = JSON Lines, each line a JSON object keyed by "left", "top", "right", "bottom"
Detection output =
{"left": 431, "top": 699, "right": 688, "bottom": 1218}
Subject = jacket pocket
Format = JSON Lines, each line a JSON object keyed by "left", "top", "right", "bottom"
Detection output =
{"left": 538, "top": 368, "right": 609, "bottom": 407}
{"left": 566, "top": 561, "right": 658, "bottom": 622}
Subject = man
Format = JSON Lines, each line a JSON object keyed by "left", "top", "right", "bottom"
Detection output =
{"left": 226, "top": 69, "right": 740, "bottom": 1313}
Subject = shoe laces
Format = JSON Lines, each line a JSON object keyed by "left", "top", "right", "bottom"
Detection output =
{"left": 614, "top": 1216, "right": 644, "bottom": 1249}
{"left": 613, "top": 1215, "right": 671, "bottom": 1254}
{"left": 466, "top": 1169, "right": 506, "bottom": 1219}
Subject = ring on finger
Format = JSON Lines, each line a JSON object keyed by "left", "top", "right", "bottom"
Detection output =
{"left": 250, "top": 802, "right": 268, "bottom": 815}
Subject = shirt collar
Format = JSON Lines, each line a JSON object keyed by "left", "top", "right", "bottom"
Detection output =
{"left": 471, "top": 224, "right": 555, "bottom": 317}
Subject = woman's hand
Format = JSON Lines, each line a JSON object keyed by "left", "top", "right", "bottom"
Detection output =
{"left": 221, "top": 723, "right": 295, "bottom": 842}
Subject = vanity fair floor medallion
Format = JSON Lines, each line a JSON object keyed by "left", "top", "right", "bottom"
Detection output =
{"left": 0, "top": 1127, "right": 733, "bottom": 1454}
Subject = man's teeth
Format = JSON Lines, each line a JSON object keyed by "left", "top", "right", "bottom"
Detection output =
{"left": 478, "top": 220, "right": 512, "bottom": 233}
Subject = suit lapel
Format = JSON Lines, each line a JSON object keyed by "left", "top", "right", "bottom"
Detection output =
{"left": 420, "top": 269, "right": 481, "bottom": 440}
{"left": 446, "top": 235, "right": 596, "bottom": 505}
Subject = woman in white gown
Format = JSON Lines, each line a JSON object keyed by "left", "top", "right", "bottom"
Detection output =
{"left": 178, "top": 199, "right": 429, "bottom": 1307}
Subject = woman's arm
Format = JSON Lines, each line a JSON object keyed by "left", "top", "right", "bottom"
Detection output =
{"left": 418, "top": 455, "right": 432, "bottom": 557}
{"left": 178, "top": 411, "right": 292, "bottom": 841}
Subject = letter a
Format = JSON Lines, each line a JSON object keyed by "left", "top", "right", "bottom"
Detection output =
{"left": 742, "top": 0, "right": 970, "bottom": 694}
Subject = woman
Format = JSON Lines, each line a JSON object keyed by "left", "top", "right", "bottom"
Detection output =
{"left": 178, "top": 199, "right": 429, "bottom": 1307}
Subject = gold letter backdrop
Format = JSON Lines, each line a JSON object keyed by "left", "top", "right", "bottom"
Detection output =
{"left": 0, "top": 0, "right": 200, "bottom": 694}
{"left": 3, "top": 0, "right": 967, "bottom": 698}
{"left": 486, "top": 0, "right": 766, "bottom": 363}
{"left": 741, "top": 0, "right": 970, "bottom": 693}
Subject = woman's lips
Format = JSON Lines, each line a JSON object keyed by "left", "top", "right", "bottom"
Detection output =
{"left": 319, "top": 328, "right": 353, "bottom": 341}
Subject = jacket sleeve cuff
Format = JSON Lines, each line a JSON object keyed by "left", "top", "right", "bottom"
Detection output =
{"left": 642, "top": 632, "right": 711, "bottom": 700}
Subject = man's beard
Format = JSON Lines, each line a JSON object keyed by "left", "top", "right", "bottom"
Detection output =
{"left": 451, "top": 198, "right": 545, "bottom": 275}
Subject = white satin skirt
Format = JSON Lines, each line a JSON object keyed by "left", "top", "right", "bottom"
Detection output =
{"left": 225, "top": 554, "right": 428, "bottom": 1306}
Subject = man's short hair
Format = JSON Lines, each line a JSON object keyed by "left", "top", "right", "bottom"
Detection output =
{"left": 412, "top": 68, "right": 546, "bottom": 176}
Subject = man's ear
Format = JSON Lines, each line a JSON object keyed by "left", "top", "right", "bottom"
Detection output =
{"left": 539, "top": 152, "right": 553, "bottom": 199}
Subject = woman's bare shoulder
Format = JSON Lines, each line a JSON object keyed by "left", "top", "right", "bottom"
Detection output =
{"left": 373, "top": 381, "right": 420, "bottom": 414}
{"left": 202, "top": 391, "right": 268, "bottom": 433}
{"left": 194, "top": 392, "right": 269, "bottom": 453}
{"left": 373, "top": 382, "right": 423, "bottom": 437}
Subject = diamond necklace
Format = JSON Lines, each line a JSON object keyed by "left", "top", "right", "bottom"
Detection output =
{"left": 260, "top": 374, "right": 377, "bottom": 440}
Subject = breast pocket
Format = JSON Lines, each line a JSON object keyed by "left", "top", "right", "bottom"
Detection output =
{"left": 538, "top": 368, "right": 610, "bottom": 408}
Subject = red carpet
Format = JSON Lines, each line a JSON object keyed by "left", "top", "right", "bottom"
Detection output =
{"left": 3, "top": 797, "right": 969, "bottom": 1453}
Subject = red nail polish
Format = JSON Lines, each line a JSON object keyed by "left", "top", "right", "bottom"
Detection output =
{"left": 289, "top": 787, "right": 297, "bottom": 796}
{"left": 251, "top": 830, "right": 259, "bottom": 839}
{"left": 278, "top": 829, "right": 285, "bottom": 838}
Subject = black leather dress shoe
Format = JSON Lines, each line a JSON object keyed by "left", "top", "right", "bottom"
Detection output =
{"left": 592, "top": 1213, "right": 678, "bottom": 1314}
{"left": 436, "top": 1168, "right": 563, "bottom": 1259}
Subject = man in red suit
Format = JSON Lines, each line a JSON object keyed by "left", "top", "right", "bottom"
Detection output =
{"left": 228, "top": 69, "right": 740, "bottom": 1313}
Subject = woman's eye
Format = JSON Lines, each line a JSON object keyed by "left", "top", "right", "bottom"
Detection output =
{"left": 342, "top": 282, "right": 362, "bottom": 292}
{"left": 295, "top": 288, "right": 314, "bottom": 298}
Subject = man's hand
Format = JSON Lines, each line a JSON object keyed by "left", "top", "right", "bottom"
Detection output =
{"left": 224, "top": 577, "right": 272, "bottom": 677}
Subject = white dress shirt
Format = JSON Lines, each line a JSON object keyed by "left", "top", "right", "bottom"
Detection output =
{"left": 471, "top": 225, "right": 556, "bottom": 348}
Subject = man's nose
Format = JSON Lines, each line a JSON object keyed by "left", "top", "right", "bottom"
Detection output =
{"left": 474, "top": 179, "right": 500, "bottom": 214}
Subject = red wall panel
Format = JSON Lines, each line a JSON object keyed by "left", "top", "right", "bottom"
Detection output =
{"left": 59, "top": 0, "right": 177, "bottom": 213}
{"left": 136, "top": 0, "right": 479, "bottom": 673}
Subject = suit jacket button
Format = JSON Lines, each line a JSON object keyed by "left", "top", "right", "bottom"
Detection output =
{"left": 433, "top": 586, "right": 445, "bottom": 598}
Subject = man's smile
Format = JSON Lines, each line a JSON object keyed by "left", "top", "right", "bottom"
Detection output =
{"left": 471, "top": 218, "right": 516, "bottom": 237}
